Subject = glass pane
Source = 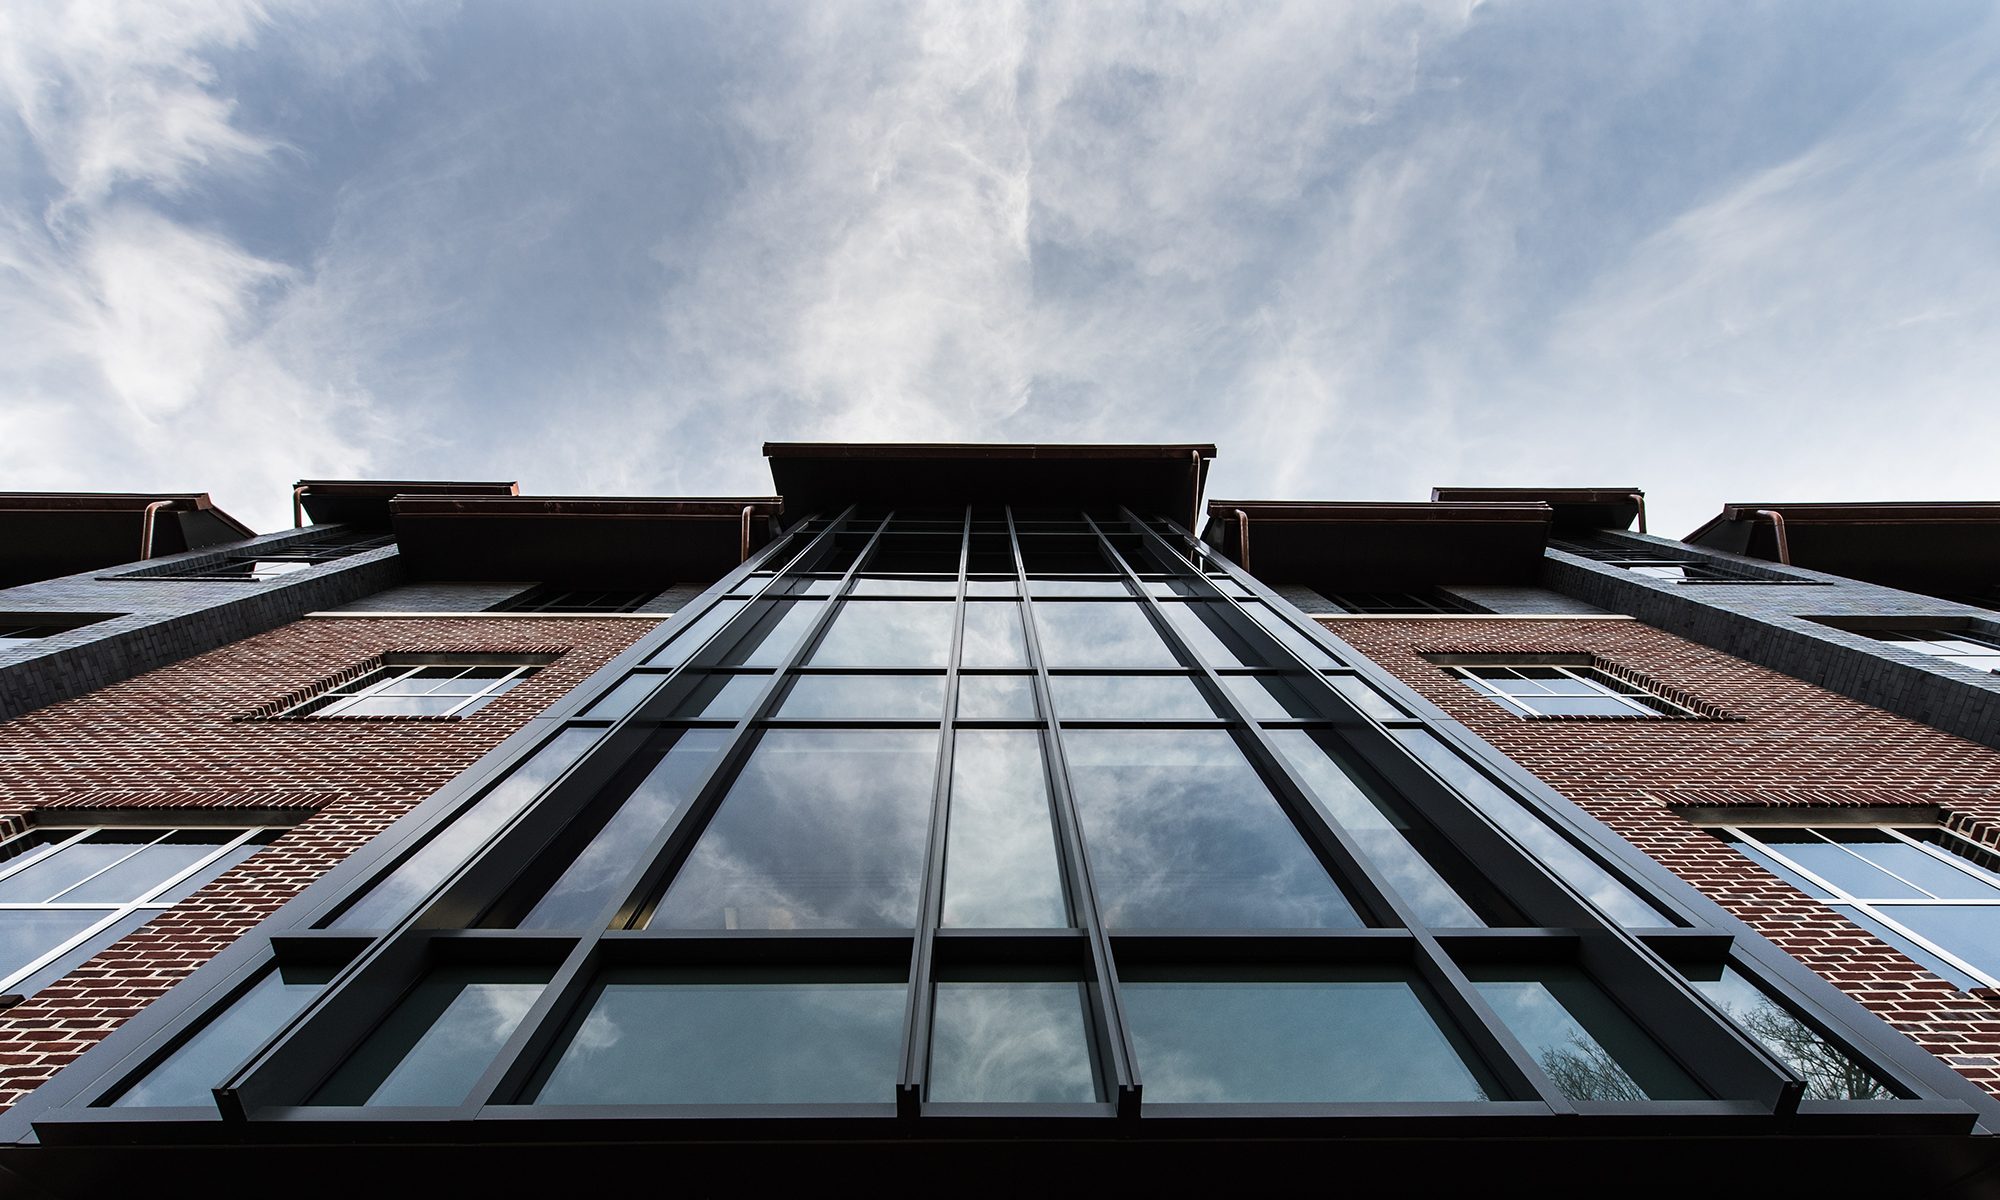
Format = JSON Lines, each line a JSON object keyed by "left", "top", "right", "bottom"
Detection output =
{"left": 532, "top": 969, "right": 904, "bottom": 1105}
{"left": 1219, "top": 674, "right": 1317, "bottom": 719}
{"left": 960, "top": 603, "right": 1028, "bottom": 669}
{"left": 649, "top": 730, "right": 939, "bottom": 930}
{"left": 644, "top": 599, "right": 747, "bottom": 666}
{"left": 1848, "top": 834, "right": 2000, "bottom": 900}
{"left": 1064, "top": 730, "right": 1361, "bottom": 929}
{"left": 1267, "top": 730, "right": 1485, "bottom": 927}
{"left": 153, "top": 837, "right": 268, "bottom": 903}
{"left": 1717, "top": 831, "right": 1834, "bottom": 899}
{"left": 8, "top": 909, "right": 151, "bottom": 997}
{"left": 942, "top": 732, "right": 1067, "bottom": 927}
{"left": 314, "top": 967, "right": 547, "bottom": 1106}
{"left": 340, "top": 696, "right": 465, "bottom": 718}
{"left": 113, "top": 963, "right": 338, "bottom": 1107}
{"left": 809, "top": 602, "right": 956, "bottom": 668}
{"left": 1529, "top": 696, "right": 1646, "bottom": 718}
{"left": 1391, "top": 730, "right": 1666, "bottom": 927}
{"left": 56, "top": 831, "right": 238, "bottom": 903}
{"left": 0, "top": 909, "right": 111, "bottom": 982}
{"left": 777, "top": 675, "right": 946, "bottom": 720}
{"left": 518, "top": 730, "right": 730, "bottom": 929}
{"left": 332, "top": 727, "right": 598, "bottom": 928}
{"left": 1242, "top": 604, "right": 1342, "bottom": 668}
{"left": 0, "top": 831, "right": 156, "bottom": 903}
{"left": 1028, "top": 579, "right": 1129, "bottom": 597}
{"left": 850, "top": 577, "right": 959, "bottom": 596}
{"left": 1679, "top": 962, "right": 1890, "bottom": 1100}
{"left": 1751, "top": 830, "right": 1926, "bottom": 900}
{"left": 1120, "top": 968, "right": 1493, "bottom": 1103}
{"left": 1049, "top": 675, "right": 1216, "bottom": 720}
{"left": 1469, "top": 966, "right": 1704, "bottom": 1101}
{"left": 580, "top": 675, "right": 660, "bottom": 720}
{"left": 928, "top": 981, "right": 1100, "bottom": 1102}
{"left": 669, "top": 673, "right": 766, "bottom": 720}
{"left": 1156, "top": 603, "right": 1270, "bottom": 669}
{"left": 718, "top": 601, "right": 822, "bottom": 668}
{"left": 1874, "top": 905, "right": 2000, "bottom": 981}
{"left": 965, "top": 579, "right": 1017, "bottom": 597}
{"left": 956, "top": 675, "right": 1038, "bottom": 720}
{"left": 1031, "top": 603, "right": 1178, "bottom": 669}
{"left": 1835, "top": 905, "right": 1979, "bottom": 987}
{"left": 1326, "top": 674, "right": 1405, "bottom": 720}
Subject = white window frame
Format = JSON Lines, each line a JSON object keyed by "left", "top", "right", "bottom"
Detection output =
{"left": 1447, "top": 662, "right": 1693, "bottom": 718}
{"left": 0, "top": 826, "right": 275, "bottom": 995}
{"left": 1867, "top": 628, "right": 2000, "bottom": 674}
{"left": 283, "top": 657, "right": 542, "bottom": 719}
{"left": 1715, "top": 823, "right": 2000, "bottom": 989}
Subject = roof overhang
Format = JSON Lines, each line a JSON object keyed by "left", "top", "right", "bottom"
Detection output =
{"left": 1431, "top": 487, "right": 1645, "bottom": 532}
{"left": 294, "top": 480, "right": 520, "bottom": 528}
{"left": 1204, "top": 500, "right": 1554, "bottom": 588}
{"left": 1685, "top": 502, "right": 2000, "bottom": 599}
{"left": 389, "top": 496, "right": 783, "bottom": 586}
{"left": 0, "top": 492, "right": 256, "bottom": 588}
{"left": 764, "top": 443, "right": 1216, "bottom": 525}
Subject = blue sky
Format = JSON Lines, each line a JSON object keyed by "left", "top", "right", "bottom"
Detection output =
{"left": 3, "top": 1, "right": 1996, "bottom": 536}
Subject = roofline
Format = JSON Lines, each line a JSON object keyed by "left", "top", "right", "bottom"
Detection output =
{"left": 1430, "top": 486, "right": 1644, "bottom": 502}
{"left": 1687, "top": 501, "right": 2000, "bottom": 544}
{"left": 1208, "top": 500, "right": 1552, "bottom": 524}
{"left": 293, "top": 480, "right": 521, "bottom": 495}
{"left": 763, "top": 442, "right": 1216, "bottom": 461}
{"left": 0, "top": 492, "right": 255, "bottom": 538}
{"left": 389, "top": 496, "right": 783, "bottom": 518}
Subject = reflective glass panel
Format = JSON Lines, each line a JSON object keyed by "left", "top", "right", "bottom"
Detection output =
{"left": 1680, "top": 962, "right": 1890, "bottom": 1100}
{"left": 850, "top": 577, "right": 958, "bottom": 596}
{"left": 644, "top": 600, "right": 746, "bottom": 667}
{"left": 809, "top": 602, "right": 956, "bottom": 668}
{"left": 649, "top": 730, "right": 939, "bottom": 929}
{"left": 1031, "top": 603, "right": 1179, "bottom": 669}
{"left": 1219, "top": 673, "right": 1318, "bottom": 719}
{"left": 0, "top": 832, "right": 152, "bottom": 903}
{"left": 1469, "top": 966, "right": 1703, "bottom": 1101}
{"left": 1242, "top": 604, "right": 1342, "bottom": 668}
{"left": 1267, "top": 730, "right": 1485, "bottom": 927}
{"left": 581, "top": 674, "right": 661, "bottom": 720}
{"left": 314, "top": 967, "right": 548, "bottom": 1106}
{"left": 955, "top": 675, "right": 1038, "bottom": 720}
{"left": 0, "top": 909, "right": 106, "bottom": 979}
{"left": 1048, "top": 675, "right": 1215, "bottom": 720}
{"left": 1874, "top": 905, "right": 2000, "bottom": 981}
{"left": 533, "top": 969, "right": 904, "bottom": 1105}
{"left": 718, "top": 601, "right": 822, "bottom": 668}
{"left": 1120, "top": 967, "right": 1493, "bottom": 1103}
{"left": 928, "top": 981, "right": 1100, "bottom": 1102}
{"left": 1063, "top": 730, "right": 1360, "bottom": 929}
{"left": 1750, "top": 830, "right": 1925, "bottom": 899}
{"left": 777, "top": 675, "right": 947, "bottom": 720}
{"left": 668, "top": 673, "right": 766, "bottom": 720}
{"left": 960, "top": 603, "right": 1029, "bottom": 669}
{"left": 57, "top": 831, "right": 237, "bottom": 903}
{"left": 1156, "top": 602, "right": 1271, "bottom": 669}
{"left": 941, "top": 732, "right": 1067, "bottom": 927}
{"left": 1325, "top": 674, "right": 1404, "bottom": 720}
{"left": 1028, "top": 579, "right": 1129, "bottom": 597}
{"left": 518, "top": 730, "right": 730, "bottom": 929}
{"left": 332, "top": 728, "right": 598, "bottom": 929}
{"left": 113, "top": 964, "right": 337, "bottom": 1107}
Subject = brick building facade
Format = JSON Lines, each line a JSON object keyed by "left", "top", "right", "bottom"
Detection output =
{"left": 1324, "top": 613, "right": 2000, "bottom": 1098}
{"left": 0, "top": 613, "right": 655, "bottom": 1107}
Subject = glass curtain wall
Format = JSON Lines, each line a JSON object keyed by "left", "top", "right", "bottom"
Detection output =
{"left": 88, "top": 506, "right": 1897, "bottom": 1120}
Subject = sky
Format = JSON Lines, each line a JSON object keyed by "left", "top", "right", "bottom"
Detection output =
{"left": 3, "top": 1, "right": 1997, "bottom": 538}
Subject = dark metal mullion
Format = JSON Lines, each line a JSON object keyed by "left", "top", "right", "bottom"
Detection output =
{"left": 1011, "top": 508, "right": 1140, "bottom": 1116}
{"left": 1106, "top": 508, "right": 1573, "bottom": 1110}
{"left": 610, "top": 509, "right": 895, "bottom": 932}
{"left": 896, "top": 507, "right": 972, "bottom": 1114}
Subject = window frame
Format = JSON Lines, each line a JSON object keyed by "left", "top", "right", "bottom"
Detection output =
{"left": 1441, "top": 659, "right": 1697, "bottom": 719}
{"left": 278, "top": 655, "right": 547, "bottom": 720}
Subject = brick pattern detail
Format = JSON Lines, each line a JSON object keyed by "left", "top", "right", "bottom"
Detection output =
{"left": 0, "top": 615, "right": 655, "bottom": 1109}
{"left": 1330, "top": 615, "right": 2000, "bottom": 1098}
{"left": 1416, "top": 646, "right": 1740, "bottom": 721}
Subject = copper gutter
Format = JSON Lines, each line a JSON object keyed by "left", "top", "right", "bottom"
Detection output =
{"left": 1631, "top": 492, "right": 1648, "bottom": 535}
{"left": 1234, "top": 508, "right": 1251, "bottom": 571}
{"left": 1753, "top": 509, "right": 1792, "bottom": 565}
{"left": 740, "top": 505, "right": 755, "bottom": 562}
{"left": 1190, "top": 449, "right": 1203, "bottom": 535}
{"left": 292, "top": 485, "right": 309, "bottom": 528}
{"left": 137, "top": 501, "right": 174, "bottom": 560}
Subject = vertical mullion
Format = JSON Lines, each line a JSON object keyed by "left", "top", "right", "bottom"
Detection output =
{"left": 1107, "top": 508, "right": 1573, "bottom": 1111}
{"left": 1012, "top": 507, "right": 1140, "bottom": 1116}
{"left": 896, "top": 507, "right": 971, "bottom": 1114}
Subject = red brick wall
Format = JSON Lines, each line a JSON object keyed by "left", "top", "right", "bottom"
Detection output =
{"left": 1327, "top": 615, "right": 2000, "bottom": 1098}
{"left": 0, "top": 615, "right": 655, "bottom": 1108}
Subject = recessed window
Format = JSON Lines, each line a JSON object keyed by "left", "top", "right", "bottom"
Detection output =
{"left": 0, "top": 615, "right": 109, "bottom": 640}
{"left": 0, "top": 826, "right": 276, "bottom": 997}
{"left": 282, "top": 656, "right": 545, "bottom": 719}
{"left": 493, "top": 586, "right": 660, "bottom": 614}
{"left": 1549, "top": 538, "right": 1792, "bottom": 584}
{"left": 1322, "top": 590, "right": 1482, "bottom": 615}
{"left": 1709, "top": 824, "right": 2000, "bottom": 989}
{"left": 160, "top": 559, "right": 316, "bottom": 582}
{"left": 1442, "top": 660, "right": 1694, "bottom": 718}
{"left": 1863, "top": 628, "right": 2000, "bottom": 673}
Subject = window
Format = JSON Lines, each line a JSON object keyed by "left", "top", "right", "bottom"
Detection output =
{"left": 281, "top": 656, "right": 545, "bottom": 719}
{"left": 1322, "top": 590, "right": 1481, "bottom": 615}
{"left": 0, "top": 826, "right": 274, "bottom": 997}
{"left": 493, "top": 586, "right": 660, "bottom": 614}
{"left": 159, "top": 559, "right": 317, "bottom": 582}
{"left": 1439, "top": 658, "right": 1694, "bottom": 718}
{"left": 1711, "top": 825, "right": 2000, "bottom": 988}
{"left": 1864, "top": 628, "right": 2000, "bottom": 673}
{"left": 1548, "top": 538, "right": 1785, "bottom": 584}
{"left": 0, "top": 616, "right": 107, "bottom": 641}
{"left": 145, "top": 531, "right": 395, "bottom": 582}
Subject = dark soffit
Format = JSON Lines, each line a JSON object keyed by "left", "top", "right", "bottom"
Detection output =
{"left": 0, "top": 492, "right": 256, "bottom": 589}
{"left": 764, "top": 443, "right": 1216, "bottom": 525}
{"left": 294, "top": 479, "right": 521, "bottom": 528}
{"left": 1685, "top": 501, "right": 2000, "bottom": 599}
{"left": 389, "top": 495, "right": 783, "bottom": 586}
{"left": 1205, "top": 500, "right": 1554, "bottom": 589}
{"left": 1430, "top": 486, "right": 1644, "bottom": 532}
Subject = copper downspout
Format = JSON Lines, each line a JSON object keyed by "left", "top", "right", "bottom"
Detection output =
{"left": 1190, "top": 450, "right": 1202, "bottom": 536}
{"left": 137, "top": 500, "right": 174, "bottom": 560}
{"left": 1630, "top": 492, "right": 1648, "bottom": 535}
{"left": 1753, "top": 509, "right": 1792, "bottom": 565}
{"left": 1234, "top": 508, "right": 1251, "bottom": 571}
{"left": 740, "top": 505, "right": 756, "bottom": 562}
{"left": 292, "top": 485, "right": 309, "bottom": 528}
